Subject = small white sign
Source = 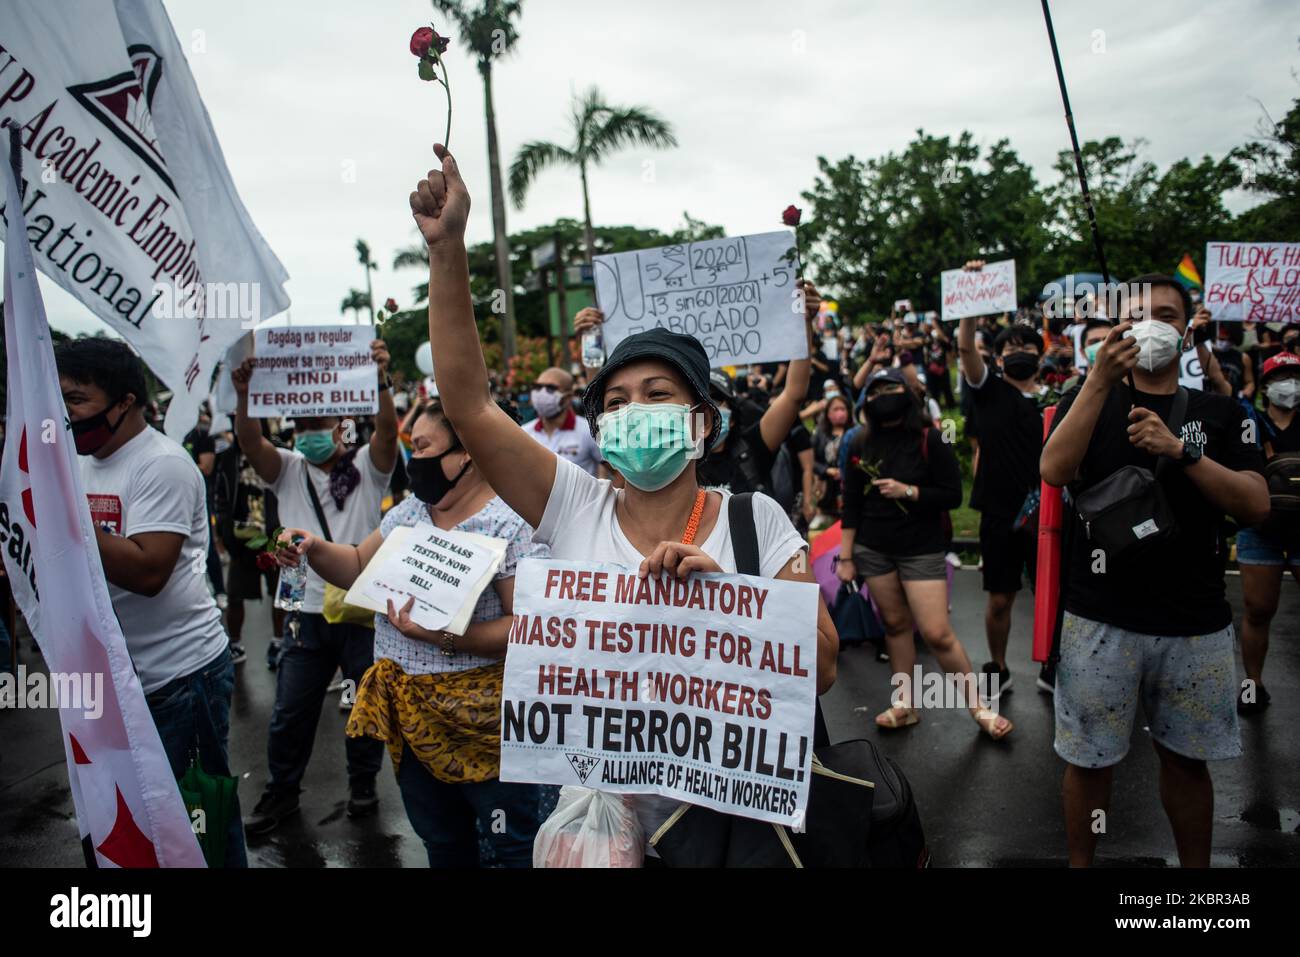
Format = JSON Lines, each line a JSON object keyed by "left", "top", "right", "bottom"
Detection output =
{"left": 346, "top": 524, "right": 507, "bottom": 635}
{"left": 248, "top": 325, "right": 378, "bottom": 418}
{"left": 940, "top": 259, "right": 1018, "bottom": 321}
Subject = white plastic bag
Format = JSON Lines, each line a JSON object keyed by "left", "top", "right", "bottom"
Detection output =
{"left": 533, "top": 786, "right": 645, "bottom": 868}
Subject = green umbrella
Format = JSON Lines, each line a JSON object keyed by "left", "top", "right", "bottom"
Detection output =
{"left": 179, "top": 751, "right": 239, "bottom": 868}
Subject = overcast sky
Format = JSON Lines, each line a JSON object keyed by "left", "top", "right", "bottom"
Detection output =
{"left": 34, "top": 0, "right": 1300, "bottom": 338}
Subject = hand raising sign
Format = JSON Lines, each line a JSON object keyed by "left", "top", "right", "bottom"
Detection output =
{"left": 410, "top": 144, "right": 471, "bottom": 249}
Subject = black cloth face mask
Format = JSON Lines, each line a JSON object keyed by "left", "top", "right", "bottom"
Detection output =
{"left": 865, "top": 392, "right": 911, "bottom": 425}
{"left": 71, "top": 397, "right": 130, "bottom": 455}
{"left": 1001, "top": 352, "right": 1040, "bottom": 382}
{"left": 407, "top": 446, "right": 470, "bottom": 506}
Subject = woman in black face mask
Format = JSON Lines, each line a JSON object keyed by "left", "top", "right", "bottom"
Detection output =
{"left": 274, "top": 400, "right": 552, "bottom": 867}
{"left": 836, "top": 370, "right": 1013, "bottom": 740}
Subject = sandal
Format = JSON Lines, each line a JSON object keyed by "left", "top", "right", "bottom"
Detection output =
{"left": 973, "top": 708, "right": 1013, "bottom": 741}
{"left": 875, "top": 705, "right": 919, "bottom": 730}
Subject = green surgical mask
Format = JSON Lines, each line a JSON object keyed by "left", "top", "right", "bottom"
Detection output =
{"left": 1085, "top": 343, "right": 1101, "bottom": 367}
{"left": 295, "top": 429, "right": 337, "bottom": 464}
{"left": 597, "top": 402, "right": 702, "bottom": 491}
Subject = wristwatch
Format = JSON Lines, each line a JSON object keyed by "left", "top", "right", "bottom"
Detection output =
{"left": 1177, "top": 437, "right": 1204, "bottom": 467}
{"left": 378, "top": 373, "right": 393, "bottom": 393}
{"left": 440, "top": 631, "right": 456, "bottom": 657}
{"left": 905, "top": 485, "right": 917, "bottom": 499}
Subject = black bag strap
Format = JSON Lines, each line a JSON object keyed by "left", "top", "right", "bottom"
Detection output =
{"left": 1152, "top": 386, "right": 1189, "bottom": 481}
{"left": 303, "top": 468, "right": 334, "bottom": 543}
{"left": 727, "top": 492, "right": 830, "bottom": 748}
{"left": 728, "top": 492, "right": 761, "bottom": 577}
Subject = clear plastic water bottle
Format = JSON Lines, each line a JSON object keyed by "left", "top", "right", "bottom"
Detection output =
{"left": 274, "top": 549, "right": 307, "bottom": 612}
{"left": 581, "top": 327, "right": 605, "bottom": 369}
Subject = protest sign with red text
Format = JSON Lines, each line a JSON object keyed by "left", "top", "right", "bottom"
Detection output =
{"left": 1204, "top": 242, "right": 1300, "bottom": 323}
{"left": 940, "top": 258, "right": 1017, "bottom": 320}
{"left": 499, "top": 559, "right": 818, "bottom": 827}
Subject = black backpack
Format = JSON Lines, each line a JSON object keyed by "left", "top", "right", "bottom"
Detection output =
{"left": 1260, "top": 418, "right": 1300, "bottom": 538}
{"left": 651, "top": 494, "right": 928, "bottom": 868}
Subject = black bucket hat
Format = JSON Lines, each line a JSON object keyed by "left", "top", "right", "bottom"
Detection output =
{"left": 584, "top": 327, "right": 721, "bottom": 452}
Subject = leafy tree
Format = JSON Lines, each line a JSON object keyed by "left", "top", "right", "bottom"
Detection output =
{"left": 509, "top": 86, "right": 677, "bottom": 262}
{"left": 801, "top": 131, "right": 1050, "bottom": 317}
{"left": 339, "top": 288, "right": 370, "bottom": 321}
{"left": 1232, "top": 91, "right": 1300, "bottom": 240}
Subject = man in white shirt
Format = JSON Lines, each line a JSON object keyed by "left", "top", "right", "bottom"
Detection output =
{"left": 523, "top": 367, "right": 603, "bottom": 476}
{"left": 56, "top": 338, "right": 245, "bottom": 867}
{"left": 231, "top": 340, "right": 397, "bottom": 833}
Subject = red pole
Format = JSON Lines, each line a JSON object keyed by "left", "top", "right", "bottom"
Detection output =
{"left": 1033, "top": 405, "right": 1063, "bottom": 663}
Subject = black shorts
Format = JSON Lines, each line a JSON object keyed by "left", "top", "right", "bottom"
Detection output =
{"left": 227, "top": 547, "right": 276, "bottom": 601}
{"left": 979, "top": 511, "right": 1037, "bottom": 594}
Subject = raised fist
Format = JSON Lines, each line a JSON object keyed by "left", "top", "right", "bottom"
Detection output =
{"left": 410, "top": 144, "right": 471, "bottom": 249}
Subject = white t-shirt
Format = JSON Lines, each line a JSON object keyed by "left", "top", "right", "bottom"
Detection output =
{"left": 268, "top": 445, "right": 393, "bottom": 613}
{"left": 80, "top": 427, "right": 228, "bottom": 694}
{"left": 523, "top": 413, "right": 602, "bottom": 475}
{"left": 534, "top": 455, "right": 809, "bottom": 850}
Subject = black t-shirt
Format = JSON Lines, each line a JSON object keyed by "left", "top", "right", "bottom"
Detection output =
{"left": 1262, "top": 411, "right": 1300, "bottom": 455}
{"left": 968, "top": 370, "right": 1043, "bottom": 517}
{"left": 924, "top": 338, "right": 950, "bottom": 374}
{"left": 841, "top": 426, "right": 962, "bottom": 555}
{"left": 697, "top": 420, "right": 773, "bottom": 494}
{"left": 1214, "top": 347, "right": 1246, "bottom": 394}
{"left": 183, "top": 428, "right": 215, "bottom": 465}
{"left": 1050, "top": 383, "right": 1264, "bottom": 636}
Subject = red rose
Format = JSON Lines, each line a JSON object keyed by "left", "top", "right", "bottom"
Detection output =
{"left": 782, "top": 205, "right": 802, "bottom": 227}
{"left": 255, "top": 552, "right": 277, "bottom": 572}
{"left": 410, "top": 27, "right": 434, "bottom": 57}
{"left": 384, "top": 297, "right": 399, "bottom": 313}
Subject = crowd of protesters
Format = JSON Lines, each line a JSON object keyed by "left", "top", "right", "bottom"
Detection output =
{"left": 5, "top": 145, "right": 1297, "bottom": 870}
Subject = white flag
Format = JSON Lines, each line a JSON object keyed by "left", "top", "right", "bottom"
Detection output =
{"left": 0, "top": 138, "right": 205, "bottom": 867}
{"left": 0, "top": 0, "right": 290, "bottom": 439}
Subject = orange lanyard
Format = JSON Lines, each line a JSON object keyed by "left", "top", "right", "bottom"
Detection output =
{"left": 680, "top": 489, "right": 707, "bottom": 545}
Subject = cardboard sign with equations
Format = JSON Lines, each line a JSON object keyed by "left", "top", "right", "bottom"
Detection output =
{"left": 593, "top": 231, "right": 808, "bottom": 368}
{"left": 344, "top": 525, "right": 507, "bottom": 635}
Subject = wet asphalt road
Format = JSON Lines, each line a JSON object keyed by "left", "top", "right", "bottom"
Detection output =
{"left": 2, "top": 569, "right": 1297, "bottom": 867}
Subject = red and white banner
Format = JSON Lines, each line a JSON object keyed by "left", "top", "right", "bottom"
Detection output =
{"left": 0, "top": 140, "right": 204, "bottom": 867}
{"left": 0, "top": 0, "right": 290, "bottom": 438}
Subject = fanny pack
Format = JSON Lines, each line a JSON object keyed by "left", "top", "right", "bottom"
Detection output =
{"left": 1073, "top": 387, "right": 1187, "bottom": 561}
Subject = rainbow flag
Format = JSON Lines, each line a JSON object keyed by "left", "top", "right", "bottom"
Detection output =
{"left": 1175, "top": 253, "right": 1202, "bottom": 290}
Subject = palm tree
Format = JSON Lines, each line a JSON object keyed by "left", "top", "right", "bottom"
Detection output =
{"left": 509, "top": 86, "right": 677, "bottom": 264}
{"left": 433, "top": 0, "right": 523, "bottom": 362}
{"left": 340, "top": 288, "right": 370, "bottom": 322}
{"left": 356, "top": 238, "right": 377, "bottom": 325}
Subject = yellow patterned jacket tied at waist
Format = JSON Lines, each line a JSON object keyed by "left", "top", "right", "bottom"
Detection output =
{"left": 345, "top": 657, "right": 504, "bottom": 783}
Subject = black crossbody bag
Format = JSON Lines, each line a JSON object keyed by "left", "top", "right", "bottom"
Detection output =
{"left": 1073, "top": 386, "right": 1188, "bottom": 561}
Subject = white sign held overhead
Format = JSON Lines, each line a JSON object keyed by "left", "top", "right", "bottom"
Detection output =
{"left": 940, "top": 259, "right": 1018, "bottom": 320}
{"left": 1204, "top": 242, "right": 1300, "bottom": 323}
{"left": 499, "top": 559, "right": 819, "bottom": 826}
{"left": 247, "top": 325, "right": 378, "bottom": 418}
{"left": 593, "top": 231, "right": 809, "bottom": 368}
